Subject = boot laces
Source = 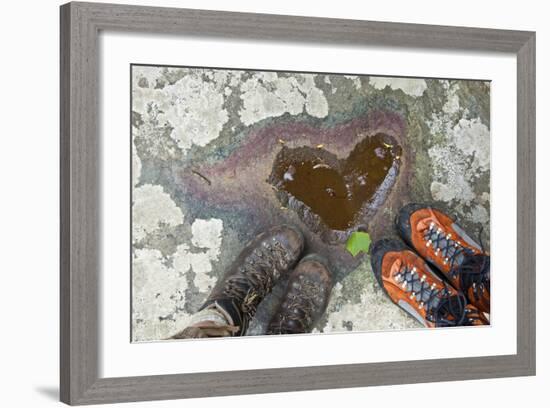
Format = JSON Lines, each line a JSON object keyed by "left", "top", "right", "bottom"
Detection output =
{"left": 394, "top": 264, "right": 441, "bottom": 312}
{"left": 395, "top": 264, "right": 480, "bottom": 327}
{"left": 450, "top": 230, "right": 490, "bottom": 301}
{"left": 275, "top": 276, "right": 323, "bottom": 334}
{"left": 423, "top": 222, "right": 472, "bottom": 269}
{"left": 224, "top": 240, "right": 289, "bottom": 320}
{"left": 276, "top": 277, "right": 321, "bottom": 333}
{"left": 423, "top": 223, "right": 489, "bottom": 301}
{"left": 428, "top": 290, "right": 482, "bottom": 327}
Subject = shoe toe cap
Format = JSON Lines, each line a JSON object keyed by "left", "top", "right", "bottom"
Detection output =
{"left": 395, "top": 202, "right": 427, "bottom": 244}
{"left": 370, "top": 238, "right": 409, "bottom": 286}
{"left": 272, "top": 224, "right": 305, "bottom": 262}
{"left": 296, "top": 254, "right": 333, "bottom": 286}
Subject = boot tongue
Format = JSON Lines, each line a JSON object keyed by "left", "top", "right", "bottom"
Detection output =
{"left": 189, "top": 321, "right": 240, "bottom": 337}
{"left": 172, "top": 322, "right": 239, "bottom": 339}
{"left": 430, "top": 292, "right": 468, "bottom": 327}
{"left": 171, "top": 302, "right": 240, "bottom": 339}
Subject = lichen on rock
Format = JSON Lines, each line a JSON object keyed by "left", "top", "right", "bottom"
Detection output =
{"left": 369, "top": 76, "right": 428, "bottom": 97}
{"left": 132, "top": 184, "right": 184, "bottom": 243}
{"left": 322, "top": 259, "right": 420, "bottom": 332}
{"left": 132, "top": 248, "right": 191, "bottom": 341}
{"left": 131, "top": 65, "right": 491, "bottom": 341}
{"left": 426, "top": 80, "right": 491, "bottom": 236}
{"left": 239, "top": 72, "right": 328, "bottom": 125}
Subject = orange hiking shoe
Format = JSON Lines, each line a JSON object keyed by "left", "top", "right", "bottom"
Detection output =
{"left": 395, "top": 204, "right": 490, "bottom": 314}
{"left": 370, "top": 239, "right": 488, "bottom": 328}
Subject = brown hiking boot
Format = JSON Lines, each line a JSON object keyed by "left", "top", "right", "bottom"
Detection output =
{"left": 370, "top": 239, "right": 488, "bottom": 327}
{"left": 395, "top": 203, "right": 490, "bottom": 314}
{"left": 266, "top": 255, "right": 333, "bottom": 335}
{"left": 172, "top": 225, "right": 304, "bottom": 338}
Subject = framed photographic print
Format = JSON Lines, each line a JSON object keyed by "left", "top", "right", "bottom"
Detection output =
{"left": 60, "top": 1, "right": 536, "bottom": 405}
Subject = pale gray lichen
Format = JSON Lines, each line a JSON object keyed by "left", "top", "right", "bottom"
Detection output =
{"left": 427, "top": 81, "right": 490, "bottom": 214}
{"left": 132, "top": 184, "right": 184, "bottom": 243}
{"left": 239, "top": 72, "right": 329, "bottom": 125}
{"left": 132, "top": 248, "right": 191, "bottom": 341}
{"left": 132, "top": 68, "right": 237, "bottom": 156}
{"left": 469, "top": 203, "right": 490, "bottom": 225}
{"left": 131, "top": 66, "right": 490, "bottom": 341}
{"left": 157, "top": 75, "right": 229, "bottom": 153}
{"left": 191, "top": 218, "right": 223, "bottom": 252}
{"left": 132, "top": 217, "right": 224, "bottom": 340}
{"left": 421, "top": 80, "right": 491, "bottom": 245}
{"left": 184, "top": 250, "right": 213, "bottom": 274}
{"left": 344, "top": 75, "right": 362, "bottom": 90}
{"left": 369, "top": 76, "right": 428, "bottom": 97}
{"left": 132, "top": 137, "right": 141, "bottom": 188}
{"left": 132, "top": 66, "right": 164, "bottom": 90}
{"left": 450, "top": 118, "right": 490, "bottom": 172}
{"left": 132, "top": 67, "right": 165, "bottom": 117}
{"left": 322, "top": 260, "right": 420, "bottom": 332}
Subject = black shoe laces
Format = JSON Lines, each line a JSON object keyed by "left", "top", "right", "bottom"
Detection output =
{"left": 423, "top": 222, "right": 471, "bottom": 269}
{"left": 396, "top": 264, "right": 481, "bottom": 327}
{"left": 423, "top": 224, "right": 490, "bottom": 302}
{"left": 394, "top": 264, "right": 442, "bottom": 312}
{"left": 429, "top": 290, "right": 481, "bottom": 327}
{"left": 451, "top": 229, "right": 490, "bottom": 301}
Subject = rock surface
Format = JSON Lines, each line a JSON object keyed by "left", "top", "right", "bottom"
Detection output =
{"left": 131, "top": 66, "right": 490, "bottom": 342}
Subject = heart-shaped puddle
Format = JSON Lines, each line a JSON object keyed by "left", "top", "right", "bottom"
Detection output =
{"left": 269, "top": 133, "right": 402, "bottom": 237}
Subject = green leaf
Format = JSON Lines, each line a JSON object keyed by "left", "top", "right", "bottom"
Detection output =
{"left": 346, "top": 231, "right": 371, "bottom": 257}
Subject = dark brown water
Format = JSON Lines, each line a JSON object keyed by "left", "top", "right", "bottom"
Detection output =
{"left": 275, "top": 134, "right": 402, "bottom": 231}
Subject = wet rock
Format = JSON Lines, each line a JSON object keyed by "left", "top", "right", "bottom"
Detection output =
{"left": 269, "top": 133, "right": 402, "bottom": 243}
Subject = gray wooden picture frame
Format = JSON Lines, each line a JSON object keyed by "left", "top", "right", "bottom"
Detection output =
{"left": 60, "top": 1, "right": 536, "bottom": 405}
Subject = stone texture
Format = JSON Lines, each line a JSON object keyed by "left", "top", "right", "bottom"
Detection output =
{"left": 131, "top": 66, "right": 490, "bottom": 342}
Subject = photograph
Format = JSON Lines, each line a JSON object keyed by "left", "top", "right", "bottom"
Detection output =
{"left": 131, "top": 65, "right": 491, "bottom": 341}
{"left": 1, "top": 0, "right": 543, "bottom": 406}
